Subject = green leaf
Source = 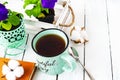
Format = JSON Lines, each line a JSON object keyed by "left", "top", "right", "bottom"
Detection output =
{"left": 25, "top": 10, "right": 32, "bottom": 17}
{"left": 3, "top": 2, "right": 8, "bottom": 5}
{"left": 12, "top": 11, "right": 18, "bottom": 16}
{"left": 24, "top": 0, "right": 41, "bottom": 17}
{"left": 42, "top": 8, "right": 49, "bottom": 14}
{"left": 38, "top": 13, "right": 45, "bottom": 18}
{"left": 0, "top": 22, "right": 2, "bottom": 30}
{"left": 31, "top": 5, "right": 41, "bottom": 17}
{"left": 31, "top": 0, "right": 38, "bottom": 3}
{"left": 23, "top": 0, "right": 49, "bottom": 18}
{"left": 1, "top": 21, "right": 12, "bottom": 30}
{"left": 23, "top": 0, "right": 38, "bottom": 8}
{"left": 8, "top": 15, "right": 20, "bottom": 26}
{"left": 45, "top": 9, "right": 49, "bottom": 14}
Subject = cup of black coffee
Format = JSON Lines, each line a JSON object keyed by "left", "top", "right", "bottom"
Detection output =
{"left": 32, "top": 28, "right": 76, "bottom": 75}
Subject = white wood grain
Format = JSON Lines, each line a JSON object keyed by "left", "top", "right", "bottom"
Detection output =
{"left": 32, "top": 68, "right": 57, "bottom": 80}
{"left": 58, "top": 0, "right": 85, "bottom": 80}
{"left": 85, "top": 0, "right": 112, "bottom": 80}
{"left": 1, "top": 0, "right": 119, "bottom": 80}
{"left": 0, "top": 46, "right": 6, "bottom": 57}
{"left": 107, "top": 0, "right": 120, "bottom": 80}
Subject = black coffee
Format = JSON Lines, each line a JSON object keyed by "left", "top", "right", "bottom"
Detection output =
{"left": 36, "top": 34, "right": 66, "bottom": 57}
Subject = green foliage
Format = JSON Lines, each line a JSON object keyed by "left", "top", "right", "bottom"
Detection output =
{"left": 1, "top": 21, "right": 12, "bottom": 30}
{"left": 23, "top": 0, "right": 49, "bottom": 18}
{"left": 0, "top": 10, "right": 23, "bottom": 31}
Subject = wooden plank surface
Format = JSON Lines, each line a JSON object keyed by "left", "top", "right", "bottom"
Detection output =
{"left": 1, "top": 0, "right": 120, "bottom": 80}
{"left": 58, "top": 0, "right": 85, "bottom": 80}
{"left": 0, "top": 46, "right": 6, "bottom": 57}
{"left": 107, "top": 0, "right": 120, "bottom": 80}
{"left": 85, "top": 0, "right": 112, "bottom": 80}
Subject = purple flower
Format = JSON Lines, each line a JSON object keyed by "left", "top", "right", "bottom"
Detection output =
{"left": 0, "top": 3, "right": 8, "bottom": 21}
{"left": 41, "top": 0, "right": 57, "bottom": 9}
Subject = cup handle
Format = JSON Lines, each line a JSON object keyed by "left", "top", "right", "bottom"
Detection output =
{"left": 61, "top": 54, "right": 76, "bottom": 72}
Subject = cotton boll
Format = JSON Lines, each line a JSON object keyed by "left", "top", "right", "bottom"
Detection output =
{"left": 70, "top": 30, "right": 84, "bottom": 43}
{"left": 2, "top": 59, "right": 24, "bottom": 80}
{"left": 14, "top": 66, "right": 24, "bottom": 78}
{"left": 74, "top": 26, "right": 82, "bottom": 31}
{"left": 70, "top": 26, "right": 89, "bottom": 44}
{"left": 2, "top": 64, "right": 10, "bottom": 75}
{"left": 8, "top": 60, "right": 20, "bottom": 70}
{"left": 6, "top": 71, "right": 16, "bottom": 80}
{"left": 80, "top": 30, "right": 89, "bottom": 42}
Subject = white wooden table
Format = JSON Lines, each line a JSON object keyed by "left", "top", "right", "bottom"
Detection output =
{"left": 0, "top": 0, "right": 120, "bottom": 80}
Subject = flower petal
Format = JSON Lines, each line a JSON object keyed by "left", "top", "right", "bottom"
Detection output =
{"left": 0, "top": 3, "right": 8, "bottom": 21}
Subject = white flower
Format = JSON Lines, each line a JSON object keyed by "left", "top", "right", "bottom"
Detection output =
{"left": 2, "top": 59, "right": 24, "bottom": 80}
